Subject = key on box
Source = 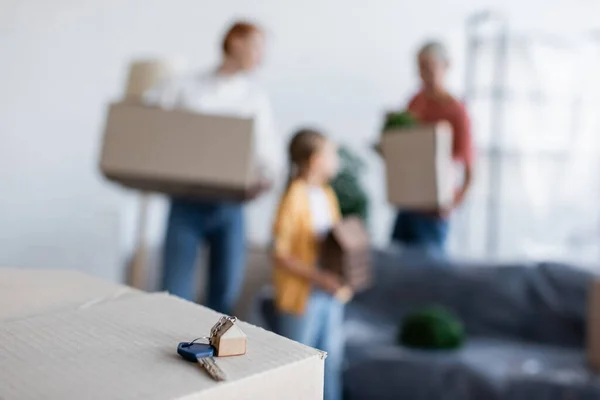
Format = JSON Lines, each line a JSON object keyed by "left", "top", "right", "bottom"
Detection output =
{"left": 177, "top": 341, "right": 227, "bottom": 382}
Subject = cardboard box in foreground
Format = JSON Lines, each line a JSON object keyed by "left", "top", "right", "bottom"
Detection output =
{"left": 0, "top": 268, "right": 136, "bottom": 322}
{"left": 378, "top": 122, "right": 454, "bottom": 209}
{"left": 0, "top": 269, "right": 325, "bottom": 400}
{"left": 100, "top": 103, "right": 264, "bottom": 201}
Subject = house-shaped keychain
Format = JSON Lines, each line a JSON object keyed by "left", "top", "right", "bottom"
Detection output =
{"left": 210, "top": 317, "right": 247, "bottom": 357}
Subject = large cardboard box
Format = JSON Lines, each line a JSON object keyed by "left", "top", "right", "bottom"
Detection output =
{"left": 0, "top": 269, "right": 325, "bottom": 400}
{"left": 0, "top": 268, "right": 137, "bottom": 322}
{"left": 379, "top": 122, "right": 454, "bottom": 209}
{"left": 100, "top": 103, "right": 266, "bottom": 201}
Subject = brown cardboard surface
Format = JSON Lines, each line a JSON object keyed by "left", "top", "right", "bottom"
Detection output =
{"left": 0, "top": 268, "right": 136, "bottom": 322}
{"left": 100, "top": 103, "right": 261, "bottom": 201}
{"left": 321, "top": 217, "right": 372, "bottom": 292}
{"left": 124, "top": 60, "right": 177, "bottom": 100}
{"left": 587, "top": 279, "right": 600, "bottom": 371}
{"left": 379, "top": 122, "right": 454, "bottom": 209}
{"left": 0, "top": 291, "right": 324, "bottom": 400}
{"left": 103, "top": 173, "right": 267, "bottom": 202}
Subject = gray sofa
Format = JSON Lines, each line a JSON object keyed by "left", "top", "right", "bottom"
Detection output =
{"left": 343, "top": 248, "right": 599, "bottom": 400}
{"left": 254, "top": 248, "right": 600, "bottom": 399}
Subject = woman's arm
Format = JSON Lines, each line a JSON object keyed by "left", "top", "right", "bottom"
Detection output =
{"left": 451, "top": 103, "right": 474, "bottom": 210}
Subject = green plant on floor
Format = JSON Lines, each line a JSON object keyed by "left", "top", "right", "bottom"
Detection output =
{"left": 382, "top": 110, "right": 419, "bottom": 132}
{"left": 398, "top": 305, "right": 465, "bottom": 350}
{"left": 331, "top": 146, "right": 369, "bottom": 222}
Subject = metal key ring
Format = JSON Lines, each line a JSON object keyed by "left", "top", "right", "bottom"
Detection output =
{"left": 182, "top": 336, "right": 211, "bottom": 347}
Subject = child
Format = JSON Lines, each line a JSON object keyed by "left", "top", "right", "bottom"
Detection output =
{"left": 272, "top": 129, "right": 352, "bottom": 400}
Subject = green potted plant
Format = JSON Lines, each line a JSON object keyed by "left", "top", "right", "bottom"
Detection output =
{"left": 331, "top": 146, "right": 369, "bottom": 222}
{"left": 398, "top": 306, "right": 465, "bottom": 350}
{"left": 374, "top": 110, "right": 420, "bottom": 155}
{"left": 382, "top": 110, "right": 419, "bottom": 132}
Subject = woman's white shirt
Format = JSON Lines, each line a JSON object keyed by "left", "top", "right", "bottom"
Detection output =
{"left": 143, "top": 71, "right": 284, "bottom": 182}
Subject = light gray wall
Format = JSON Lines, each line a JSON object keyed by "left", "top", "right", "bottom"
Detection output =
{"left": 0, "top": 0, "right": 596, "bottom": 281}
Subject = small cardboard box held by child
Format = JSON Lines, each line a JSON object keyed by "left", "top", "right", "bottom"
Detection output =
{"left": 320, "top": 216, "right": 372, "bottom": 292}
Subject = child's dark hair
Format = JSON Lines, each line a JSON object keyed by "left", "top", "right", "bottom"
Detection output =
{"left": 286, "top": 128, "right": 326, "bottom": 189}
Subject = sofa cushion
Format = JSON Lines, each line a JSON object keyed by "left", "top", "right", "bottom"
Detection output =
{"left": 354, "top": 249, "right": 590, "bottom": 346}
{"left": 345, "top": 302, "right": 595, "bottom": 400}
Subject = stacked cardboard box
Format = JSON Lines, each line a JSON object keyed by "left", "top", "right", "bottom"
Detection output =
{"left": 123, "top": 60, "right": 179, "bottom": 102}
{"left": 320, "top": 217, "right": 372, "bottom": 292}
{"left": 0, "top": 268, "right": 325, "bottom": 400}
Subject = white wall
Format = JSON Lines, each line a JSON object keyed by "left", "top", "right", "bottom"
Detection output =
{"left": 1, "top": 0, "right": 597, "bottom": 281}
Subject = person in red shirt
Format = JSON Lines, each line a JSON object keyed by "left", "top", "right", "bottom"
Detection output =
{"left": 391, "top": 41, "right": 474, "bottom": 253}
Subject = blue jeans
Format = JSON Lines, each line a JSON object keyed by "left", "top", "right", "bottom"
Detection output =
{"left": 391, "top": 210, "right": 449, "bottom": 253}
{"left": 276, "top": 290, "right": 344, "bottom": 400}
{"left": 162, "top": 198, "right": 245, "bottom": 315}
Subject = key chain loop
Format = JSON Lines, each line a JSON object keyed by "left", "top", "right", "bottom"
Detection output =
{"left": 182, "top": 336, "right": 211, "bottom": 347}
{"left": 210, "top": 316, "right": 238, "bottom": 339}
{"left": 182, "top": 316, "right": 237, "bottom": 348}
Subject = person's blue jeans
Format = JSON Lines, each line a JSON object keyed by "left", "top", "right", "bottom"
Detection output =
{"left": 276, "top": 290, "right": 344, "bottom": 400}
{"left": 162, "top": 198, "right": 245, "bottom": 315}
{"left": 391, "top": 210, "right": 449, "bottom": 254}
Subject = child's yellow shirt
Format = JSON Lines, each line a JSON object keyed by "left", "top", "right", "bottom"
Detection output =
{"left": 272, "top": 179, "right": 341, "bottom": 315}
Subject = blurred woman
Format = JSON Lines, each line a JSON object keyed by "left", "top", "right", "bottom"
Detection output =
{"left": 391, "top": 41, "right": 474, "bottom": 253}
{"left": 144, "top": 21, "right": 283, "bottom": 314}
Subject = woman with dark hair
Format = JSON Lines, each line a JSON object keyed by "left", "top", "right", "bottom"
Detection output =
{"left": 391, "top": 41, "right": 474, "bottom": 253}
{"left": 144, "top": 21, "right": 283, "bottom": 314}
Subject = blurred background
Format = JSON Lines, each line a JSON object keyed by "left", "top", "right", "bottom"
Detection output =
{"left": 5, "top": 2, "right": 600, "bottom": 399}
{"left": 1, "top": 0, "right": 600, "bottom": 282}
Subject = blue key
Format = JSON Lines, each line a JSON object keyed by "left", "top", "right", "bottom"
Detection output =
{"left": 177, "top": 341, "right": 226, "bottom": 381}
{"left": 177, "top": 342, "right": 215, "bottom": 362}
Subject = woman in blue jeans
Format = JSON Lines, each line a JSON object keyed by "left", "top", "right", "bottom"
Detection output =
{"left": 144, "top": 21, "right": 283, "bottom": 314}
